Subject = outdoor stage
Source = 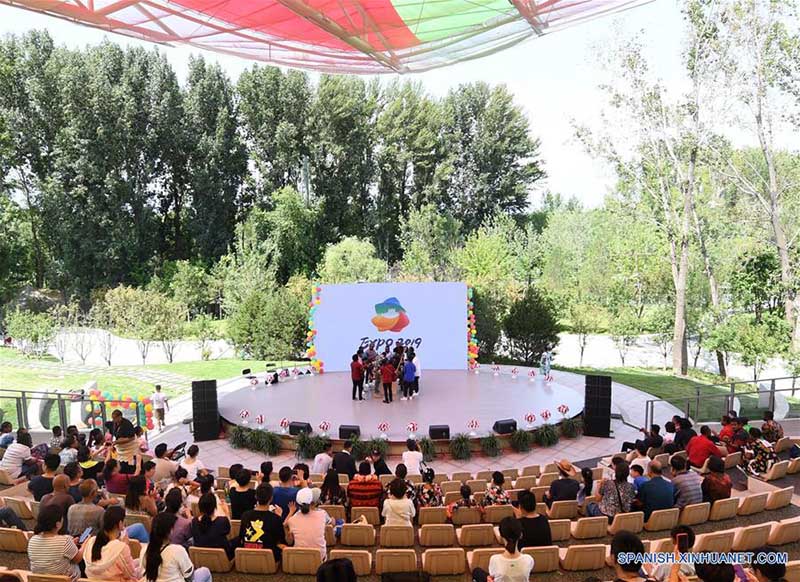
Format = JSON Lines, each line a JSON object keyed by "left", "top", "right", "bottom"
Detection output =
{"left": 217, "top": 368, "right": 585, "bottom": 441}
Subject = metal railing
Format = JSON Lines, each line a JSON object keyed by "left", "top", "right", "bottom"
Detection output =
{"left": 643, "top": 376, "right": 800, "bottom": 428}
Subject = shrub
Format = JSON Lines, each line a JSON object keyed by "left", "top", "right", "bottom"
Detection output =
{"left": 534, "top": 423, "right": 559, "bottom": 447}
{"left": 296, "top": 432, "right": 326, "bottom": 459}
{"left": 367, "top": 437, "right": 389, "bottom": 459}
{"left": 509, "top": 429, "right": 534, "bottom": 453}
{"left": 559, "top": 416, "right": 582, "bottom": 439}
{"left": 228, "top": 426, "right": 282, "bottom": 456}
{"left": 349, "top": 434, "right": 369, "bottom": 461}
{"left": 449, "top": 433, "right": 472, "bottom": 460}
{"left": 480, "top": 434, "right": 501, "bottom": 457}
{"left": 419, "top": 437, "right": 436, "bottom": 463}
{"left": 229, "top": 425, "right": 248, "bottom": 449}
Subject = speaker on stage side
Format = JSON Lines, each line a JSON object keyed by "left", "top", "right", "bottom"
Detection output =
{"left": 429, "top": 425, "right": 450, "bottom": 440}
{"left": 584, "top": 374, "right": 612, "bottom": 437}
{"left": 289, "top": 421, "right": 313, "bottom": 436}
{"left": 492, "top": 419, "right": 517, "bottom": 435}
{"left": 339, "top": 425, "right": 361, "bottom": 440}
{"left": 192, "top": 379, "right": 219, "bottom": 442}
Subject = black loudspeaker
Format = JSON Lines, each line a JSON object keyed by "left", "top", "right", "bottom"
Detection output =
{"left": 242, "top": 368, "right": 251, "bottom": 375}
{"left": 289, "top": 421, "right": 312, "bottom": 436}
{"left": 429, "top": 425, "right": 450, "bottom": 440}
{"left": 584, "top": 375, "right": 612, "bottom": 437}
{"left": 339, "top": 425, "right": 361, "bottom": 440}
{"left": 192, "top": 380, "right": 219, "bottom": 442}
{"left": 492, "top": 419, "right": 517, "bottom": 435}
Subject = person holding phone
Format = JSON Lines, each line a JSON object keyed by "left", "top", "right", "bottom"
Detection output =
{"left": 83, "top": 506, "right": 143, "bottom": 582}
{"left": 647, "top": 526, "right": 696, "bottom": 581}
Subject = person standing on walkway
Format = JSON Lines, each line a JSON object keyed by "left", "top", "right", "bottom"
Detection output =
{"left": 151, "top": 385, "right": 169, "bottom": 431}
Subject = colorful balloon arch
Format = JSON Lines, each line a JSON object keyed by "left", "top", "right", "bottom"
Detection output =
{"left": 1, "top": 0, "right": 652, "bottom": 74}
{"left": 84, "top": 388, "right": 155, "bottom": 431}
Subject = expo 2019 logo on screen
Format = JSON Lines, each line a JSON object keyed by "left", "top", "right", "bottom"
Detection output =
{"left": 370, "top": 297, "right": 410, "bottom": 332}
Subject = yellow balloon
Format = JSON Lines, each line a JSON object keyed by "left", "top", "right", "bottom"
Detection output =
{"left": 145, "top": 404, "right": 153, "bottom": 412}
{"left": 84, "top": 404, "right": 92, "bottom": 412}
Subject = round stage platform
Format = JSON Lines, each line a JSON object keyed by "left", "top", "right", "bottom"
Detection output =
{"left": 217, "top": 369, "right": 585, "bottom": 441}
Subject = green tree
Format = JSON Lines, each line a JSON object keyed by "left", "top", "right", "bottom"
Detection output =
{"left": 503, "top": 286, "right": 560, "bottom": 366}
{"left": 151, "top": 297, "right": 187, "bottom": 364}
{"left": 187, "top": 313, "right": 218, "bottom": 361}
{"left": 455, "top": 216, "right": 518, "bottom": 288}
{"left": 648, "top": 305, "right": 675, "bottom": 370}
{"left": 610, "top": 311, "right": 640, "bottom": 367}
{"left": 569, "top": 301, "right": 603, "bottom": 367}
{"left": 318, "top": 237, "right": 388, "bottom": 284}
{"left": 472, "top": 288, "right": 504, "bottom": 359}
{"left": 398, "top": 204, "right": 460, "bottom": 281}
{"left": 169, "top": 261, "right": 212, "bottom": 317}
{"left": 6, "top": 307, "right": 55, "bottom": 356}
{"left": 260, "top": 187, "right": 320, "bottom": 282}
{"left": 731, "top": 313, "right": 791, "bottom": 380}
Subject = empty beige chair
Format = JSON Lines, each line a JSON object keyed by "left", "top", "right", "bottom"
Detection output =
{"left": 188, "top": 547, "right": 233, "bottom": 572}
{"left": 218, "top": 466, "right": 230, "bottom": 478}
{"left": 330, "top": 549, "right": 372, "bottom": 575}
{"left": 29, "top": 500, "right": 40, "bottom": 519}
{"left": 559, "top": 544, "right": 606, "bottom": 571}
{"left": 775, "top": 437, "right": 793, "bottom": 454}
{"left": 433, "top": 473, "right": 450, "bottom": 485}
{"left": 507, "top": 489, "right": 522, "bottom": 502}
{"left": 571, "top": 516, "right": 608, "bottom": 539}
{"left": 549, "top": 519, "right": 571, "bottom": 541}
{"left": 543, "top": 462, "right": 559, "bottom": 474}
{"left": 452, "top": 471, "right": 472, "bottom": 482}
{"left": 608, "top": 511, "right": 644, "bottom": 534}
{"left": 451, "top": 506, "right": 482, "bottom": 526}
{"left": 3, "top": 498, "right": 33, "bottom": 520}
{"left": 0, "top": 528, "right": 30, "bottom": 552}
{"left": 420, "top": 524, "right": 455, "bottom": 546}
{"left": 422, "top": 548, "right": 466, "bottom": 575}
{"left": 0, "top": 470, "right": 14, "bottom": 487}
{"left": 476, "top": 471, "right": 493, "bottom": 481}
{"left": 647, "top": 446, "right": 663, "bottom": 458}
{"left": 766, "top": 487, "right": 794, "bottom": 510}
{"left": 444, "top": 491, "right": 462, "bottom": 505}
{"left": 530, "top": 486, "right": 549, "bottom": 502}
{"left": 320, "top": 504, "right": 346, "bottom": 521}
{"left": 282, "top": 547, "right": 323, "bottom": 574}
{"left": 787, "top": 560, "right": 800, "bottom": 582}
{"left": 309, "top": 473, "right": 324, "bottom": 483}
{"left": 441, "top": 480, "right": 462, "bottom": 494}
{"left": 501, "top": 469, "right": 518, "bottom": 480}
{"left": 407, "top": 474, "right": 422, "bottom": 484}
{"left": 547, "top": 500, "right": 579, "bottom": 520}
{"left": 733, "top": 523, "right": 772, "bottom": 551}
{"left": 762, "top": 460, "right": 789, "bottom": 481}
{"left": 351, "top": 506, "right": 380, "bottom": 525}
{"left": 228, "top": 519, "right": 240, "bottom": 541}
{"left": 538, "top": 472, "right": 558, "bottom": 487}
{"left": 484, "top": 504, "right": 515, "bottom": 524}
{"left": 694, "top": 530, "right": 735, "bottom": 553}
{"left": 466, "top": 479, "right": 485, "bottom": 493}
{"left": 738, "top": 492, "right": 769, "bottom": 516}
{"left": 591, "top": 467, "right": 605, "bottom": 481}
{"left": 28, "top": 576, "right": 72, "bottom": 582}
{"left": 380, "top": 525, "right": 414, "bottom": 547}
{"left": 234, "top": 548, "right": 277, "bottom": 574}
{"left": 379, "top": 474, "right": 394, "bottom": 487}
{"left": 653, "top": 453, "right": 669, "bottom": 467}
{"left": 644, "top": 508, "right": 679, "bottom": 531}
{"left": 650, "top": 538, "right": 672, "bottom": 553}
{"left": 523, "top": 546, "right": 560, "bottom": 572}
{"left": 127, "top": 539, "right": 142, "bottom": 559}
{"left": 514, "top": 476, "right": 537, "bottom": 490}
{"left": 324, "top": 525, "right": 335, "bottom": 547}
{"left": 341, "top": 523, "right": 376, "bottom": 546}
{"left": 788, "top": 458, "right": 800, "bottom": 474}
{"left": 768, "top": 518, "right": 800, "bottom": 546}
{"left": 468, "top": 548, "right": 505, "bottom": 571}
{"left": 376, "top": 549, "right": 418, "bottom": 574}
{"left": 679, "top": 502, "right": 710, "bottom": 526}
{"left": 521, "top": 465, "right": 541, "bottom": 477}
{"left": 724, "top": 451, "right": 742, "bottom": 469}
{"left": 691, "top": 458, "right": 711, "bottom": 474}
{"left": 418, "top": 506, "right": 447, "bottom": 525}
{"left": 456, "top": 524, "right": 495, "bottom": 546}
{"left": 338, "top": 474, "right": 350, "bottom": 484}
{"left": 709, "top": 497, "right": 740, "bottom": 521}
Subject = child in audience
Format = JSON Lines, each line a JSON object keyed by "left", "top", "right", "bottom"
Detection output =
{"left": 482, "top": 471, "right": 511, "bottom": 506}
{"left": 446, "top": 484, "right": 481, "bottom": 521}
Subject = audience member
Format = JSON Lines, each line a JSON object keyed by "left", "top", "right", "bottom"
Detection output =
{"left": 285, "top": 487, "right": 331, "bottom": 560}
{"left": 67, "top": 479, "right": 105, "bottom": 536}
{"left": 609, "top": 530, "right": 651, "bottom": 582}
{"left": 142, "top": 512, "right": 212, "bottom": 582}
{"left": 179, "top": 445, "right": 206, "bottom": 482}
{"left": 0, "top": 422, "right": 14, "bottom": 448}
{"left": 717, "top": 415, "right": 734, "bottom": 445}
{"left": 636, "top": 460, "right": 674, "bottom": 521}
{"left": 317, "top": 557, "right": 357, "bottom": 582}
{"left": 0, "top": 428, "right": 37, "bottom": 481}
{"left": 41, "top": 474, "right": 75, "bottom": 533}
{"left": 49, "top": 426, "right": 63, "bottom": 449}
{"left": 383, "top": 478, "right": 415, "bottom": 526}
{"left": 59, "top": 436, "right": 79, "bottom": 465}
{"left": 152, "top": 444, "right": 177, "bottom": 483}
{"left": 390, "top": 463, "right": 416, "bottom": 503}
{"left": 515, "top": 490, "right": 551, "bottom": 548}
{"left": 471, "top": 516, "right": 533, "bottom": 582}
{"left": 125, "top": 474, "right": 158, "bottom": 518}
{"left": 239, "top": 483, "right": 286, "bottom": 560}
{"left": 272, "top": 466, "right": 300, "bottom": 521}
{"left": 293, "top": 463, "right": 310, "bottom": 488}
{"left": 576, "top": 467, "right": 595, "bottom": 505}
{"left": 483, "top": 471, "right": 511, "bottom": 506}
{"left": 725, "top": 418, "right": 749, "bottom": 454}
{"left": 741, "top": 427, "right": 778, "bottom": 476}
{"left": 750, "top": 546, "right": 787, "bottom": 582}
{"left": 593, "top": 460, "right": 635, "bottom": 521}
{"left": 311, "top": 441, "right": 334, "bottom": 475}
{"left": 347, "top": 461, "right": 384, "bottom": 508}
{"left": 191, "top": 493, "right": 233, "bottom": 560}
{"left": 0, "top": 497, "right": 27, "bottom": 530}
{"left": 27, "top": 504, "right": 82, "bottom": 582}
{"left": 673, "top": 418, "right": 697, "bottom": 451}
{"left": 686, "top": 425, "right": 723, "bottom": 469}
{"left": 544, "top": 459, "right": 579, "bottom": 507}
{"left": 694, "top": 562, "right": 735, "bottom": 582}
{"left": 258, "top": 461, "right": 273, "bottom": 484}
{"left": 104, "top": 457, "right": 141, "bottom": 495}
{"left": 332, "top": 441, "right": 357, "bottom": 480}
{"left": 647, "top": 525, "right": 696, "bottom": 581}
{"left": 319, "top": 469, "right": 347, "bottom": 506}
{"left": 630, "top": 464, "right": 649, "bottom": 495}
{"left": 165, "top": 467, "right": 197, "bottom": 505}
{"left": 401, "top": 439, "right": 424, "bottom": 474}
{"left": 229, "top": 468, "right": 256, "bottom": 519}
{"left": 83, "top": 506, "right": 143, "bottom": 582}
{"left": 416, "top": 468, "right": 444, "bottom": 507}
{"left": 78, "top": 446, "right": 104, "bottom": 483}
{"left": 370, "top": 449, "right": 392, "bottom": 476}
{"left": 621, "top": 424, "right": 663, "bottom": 453}
{"left": 628, "top": 444, "right": 651, "bottom": 475}
{"left": 670, "top": 456, "right": 703, "bottom": 508}
{"left": 163, "top": 488, "right": 192, "bottom": 547}
{"left": 761, "top": 412, "right": 784, "bottom": 444}
{"left": 701, "top": 455, "right": 732, "bottom": 504}
{"left": 447, "top": 484, "right": 480, "bottom": 521}
{"left": 63, "top": 462, "right": 83, "bottom": 502}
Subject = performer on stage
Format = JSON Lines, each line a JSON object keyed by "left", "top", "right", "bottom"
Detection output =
{"left": 380, "top": 357, "right": 396, "bottom": 404}
{"left": 539, "top": 350, "right": 552, "bottom": 378}
{"left": 351, "top": 354, "right": 365, "bottom": 401}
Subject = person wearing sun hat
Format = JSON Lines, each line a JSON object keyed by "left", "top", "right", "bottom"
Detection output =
{"left": 285, "top": 486, "right": 332, "bottom": 560}
{"left": 543, "top": 459, "right": 579, "bottom": 508}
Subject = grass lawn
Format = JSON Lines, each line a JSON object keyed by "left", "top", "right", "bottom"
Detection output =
{"left": 145, "top": 359, "right": 306, "bottom": 379}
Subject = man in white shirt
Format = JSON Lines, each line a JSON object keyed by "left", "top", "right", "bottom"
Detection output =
{"left": 401, "top": 439, "right": 424, "bottom": 474}
{"left": 151, "top": 384, "right": 169, "bottom": 430}
{"left": 311, "top": 441, "right": 333, "bottom": 475}
{"left": 411, "top": 350, "right": 421, "bottom": 398}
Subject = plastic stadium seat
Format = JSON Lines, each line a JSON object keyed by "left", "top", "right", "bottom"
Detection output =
{"left": 433, "top": 474, "right": 450, "bottom": 485}
{"left": 738, "top": 492, "right": 769, "bottom": 516}
{"left": 507, "top": 489, "right": 523, "bottom": 502}
{"left": 441, "top": 480, "right": 462, "bottom": 494}
{"left": 644, "top": 508, "right": 680, "bottom": 531}
{"left": 543, "top": 463, "right": 559, "bottom": 474}
{"left": 28, "top": 575, "right": 71, "bottom": 582}
{"left": 647, "top": 447, "right": 663, "bottom": 458}
{"left": 338, "top": 474, "right": 350, "bottom": 484}
{"left": 418, "top": 506, "right": 447, "bottom": 525}
{"left": 379, "top": 475, "right": 394, "bottom": 487}
{"left": 591, "top": 467, "right": 605, "bottom": 481}
{"left": 282, "top": 547, "right": 323, "bottom": 574}
{"left": 451, "top": 506, "right": 482, "bottom": 526}
{"left": 679, "top": 502, "right": 710, "bottom": 526}
{"left": 766, "top": 487, "right": 794, "bottom": 510}
{"left": 466, "top": 479, "right": 485, "bottom": 493}
{"left": 188, "top": 547, "right": 233, "bottom": 572}
{"left": 320, "top": 504, "right": 346, "bottom": 521}
{"left": 559, "top": 544, "right": 606, "bottom": 571}
{"left": 570, "top": 516, "right": 609, "bottom": 539}
{"left": 217, "top": 466, "right": 230, "bottom": 478}
{"left": 376, "top": 549, "right": 417, "bottom": 574}
{"left": 547, "top": 500, "right": 579, "bottom": 520}
{"left": 380, "top": 525, "right": 414, "bottom": 547}
{"left": 538, "top": 473, "right": 559, "bottom": 487}
{"left": 330, "top": 549, "right": 372, "bottom": 575}
{"left": 422, "top": 548, "right": 466, "bottom": 575}
{"left": 775, "top": 437, "right": 793, "bottom": 454}
{"left": 0, "top": 528, "right": 30, "bottom": 552}
{"left": 549, "top": 519, "right": 571, "bottom": 541}
{"left": 468, "top": 548, "right": 504, "bottom": 571}
{"left": 653, "top": 453, "right": 669, "bottom": 466}
{"left": 227, "top": 519, "right": 240, "bottom": 541}
{"left": 608, "top": 511, "right": 644, "bottom": 534}
{"left": 3, "top": 498, "right": 33, "bottom": 520}
{"left": 309, "top": 473, "right": 324, "bottom": 483}
{"left": 341, "top": 523, "right": 376, "bottom": 546}
{"left": 521, "top": 465, "right": 541, "bottom": 477}
{"left": 476, "top": 471, "right": 493, "bottom": 481}
{"left": 724, "top": 452, "right": 742, "bottom": 469}
{"left": 709, "top": 497, "right": 740, "bottom": 521}
{"left": 531, "top": 486, "right": 549, "bottom": 502}
{"left": 502, "top": 469, "right": 519, "bottom": 480}
{"left": 786, "top": 560, "right": 800, "bottom": 582}
{"left": 29, "top": 500, "right": 40, "bottom": 519}
{"left": 769, "top": 518, "right": 800, "bottom": 546}
{"left": 649, "top": 538, "right": 671, "bottom": 553}
{"left": 523, "top": 546, "right": 560, "bottom": 572}
{"left": 0, "top": 571, "right": 23, "bottom": 582}
{"left": 444, "top": 491, "right": 462, "bottom": 505}
{"left": 325, "top": 525, "right": 335, "bottom": 547}
{"left": 124, "top": 513, "right": 152, "bottom": 531}
{"left": 0, "top": 470, "right": 15, "bottom": 486}
{"left": 351, "top": 506, "right": 380, "bottom": 525}
{"left": 732, "top": 523, "right": 772, "bottom": 551}
{"left": 691, "top": 458, "right": 711, "bottom": 474}
{"left": 694, "top": 530, "right": 735, "bottom": 553}
{"left": 762, "top": 460, "right": 789, "bottom": 481}
{"left": 513, "top": 476, "right": 537, "bottom": 490}
{"left": 234, "top": 548, "right": 277, "bottom": 574}
{"left": 788, "top": 458, "right": 800, "bottom": 474}
{"left": 484, "top": 504, "right": 515, "bottom": 524}
{"left": 456, "top": 524, "right": 495, "bottom": 546}
{"left": 451, "top": 472, "right": 472, "bottom": 482}
{"left": 127, "top": 539, "right": 142, "bottom": 559}
{"left": 419, "top": 524, "right": 455, "bottom": 547}
{"left": 407, "top": 474, "right": 422, "bottom": 484}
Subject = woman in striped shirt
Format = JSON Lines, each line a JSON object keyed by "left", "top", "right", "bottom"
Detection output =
{"left": 27, "top": 504, "right": 83, "bottom": 582}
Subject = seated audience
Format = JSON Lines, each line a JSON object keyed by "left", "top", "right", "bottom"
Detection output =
{"left": 589, "top": 459, "right": 634, "bottom": 521}
{"left": 293, "top": 462, "right": 311, "bottom": 488}
{"left": 104, "top": 457, "right": 141, "bottom": 495}
{"left": 63, "top": 462, "right": 83, "bottom": 502}
{"left": 125, "top": 474, "right": 158, "bottom": 517}
{"left": 179, "top": 444, "right": 206, "bottom": 482}
{"left": 515, "top": 490, "right": 551, "bottom": 548}
{"left": 152, "top": 443, "right": 178, "bottom": 483}
{"left": 482, "top": 471, "right": 511, "bottom": 506}
{"left": 670, "top": 456, "right": 703, "bottom": 508}
{"left": 272, "top": 466, "right": 300, "bottom": 520}
{"left": 609, "top": 530, "right": 651, "bottom": 582}
{"left": 142, "top": 512, "right": 212, "bottom": 582}
{"left": 0, "top": 422, "right": 14, "bottom": 448}
{"left": 726, "top": 418, "right": 749, "bottom": 454}
{"left": 383, "top": 478, "right": 416, "bottom": 526}
{"left": 416, "top": 468, "right": 444, "bottom": 507}
{"left": 471, "top": 516, "right": 533, "bottom": 582}
{"left": 750, "top": 546, "right": 787, "bottom": 582}
{"left": 636, "top": 460, "right": 674, "bottom": 521}
{"left": 191, "top": 492, "right": 233, "bottom": 559}
{"left": 49, "top": 426, "right": 63, "bottom": 449}
{"left": 239, "top": 483, "right": 286, "bottom": 560}
{"left": 311, "top": 441, "right": 334, "bottom": 475}
{"left": 694, "top": 562, "right": 735, "bottom": 582}
{"left": 59, "top": 435, "right": 79, "bottom": 465}
{"left": 390, "top": 463, "right": 416, "bottom": 503}
{"left": 401, "top": 439, "right": 424, "bottom": 474}
{"left": 717, "top": 415, "right": 734, "bottom": 444}
{"left": 686, "top": 425, "right": 724, "bottom": 469}
{"left": 0, "top": 497, "right": 27, "bottom": 531}
{"left": 663, "top": 421, "right": 676, "bottom": 449}
{"left": 67, "top": 479, "right": 105, "bottom": 536}
{"left": 258, "top": 461, "right": 273, "bottom": 484}
{"left": 27, "top": 504, "right": 83, "bottom": 582}
{"left": 165, "top": 466, "right": 197, "bottom": 504}
{"left": 285, "top": 487, "right": 331, "bottom": 560}
{"left": 332, "top": 440, "right": 357, "bottom": 480}
{"left": 741, "top": 427, "right": 778, "bottom": 476}
{"left": 673, "top": 418, "right": 697, "bottom": 451}
{"left": 701, "top": 455, "right": 732, "bottom": 503}
{"left": 370, "top": 449, "right": 392, "bottom": 476}
{"left": 621, "top": 423, "right": 663, "bottom": 453}
{"left": 41, "top": 474, "right": 75, "bottom": 533}
{"left": 78, "top": 446, "right": 104, "bottom": 484}
{"left": 630, "top": 464, "right": 649, "bottom": 494}
{"left": 0, "top": 428, "right": 37, "bottom": 481}
{"left": 83, "top": 506, "right": 143, "bottom": 582}
{"left": 347, "top": 461, "right": 384, "bottom": 508}
{"left": 627, "top": 444, "right": 650, "bottom": 475}
{"left": 319, "top": 469, "right": 347, "bottom": 506}
{"left": 761, "top": 411, "right": 784, "bottom": 444}
{"left": 576, "top": 467, "right": 595, "bottom": 505}
{"left": 316, "top": 557, "right": 357, "bottom": 582}
{"left": 163, "top": 488, "right": 193, "bottom": 547}
{"left": 447, "top": 484, "right": 480, "bottom": 520}
{"left": 646, "top": 525, "right": 696, "bottom": 581}
{"left": 544, "top": 459, "right": 579, "bottom": 507}
{"left": 229, "top": 468, "right": 256, "bottom": 519}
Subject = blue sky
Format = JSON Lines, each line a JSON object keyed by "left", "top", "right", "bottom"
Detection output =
{"left": 0, "top": 0, "right": 685, "bottom": 208}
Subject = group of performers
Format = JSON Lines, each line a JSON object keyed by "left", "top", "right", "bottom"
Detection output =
{"left": 350, "top": 343, "right": 420, "bottom": 404}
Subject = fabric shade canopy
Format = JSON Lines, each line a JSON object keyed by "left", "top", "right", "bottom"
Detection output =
{"left": 3, "top": 0, "right": 652, "bottom": 73}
